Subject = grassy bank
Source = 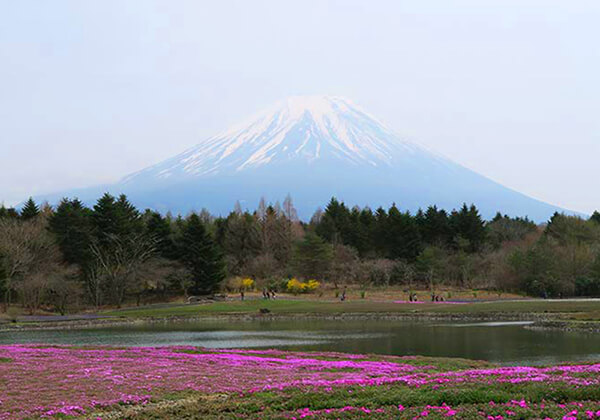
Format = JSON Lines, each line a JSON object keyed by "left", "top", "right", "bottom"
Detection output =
{"left": 103, "top": 297, "right": 600, "bottom": 320}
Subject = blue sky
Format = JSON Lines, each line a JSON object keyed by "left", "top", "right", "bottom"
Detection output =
{"left": 1, "top": 0, "right": 599, "bottom": 213}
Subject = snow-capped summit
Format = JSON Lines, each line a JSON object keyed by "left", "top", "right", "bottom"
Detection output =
{"left": 39, "top": 95, "right": 573, "bottom": 221}
{"left": 121, "top": 95, "right": 431, "bottom": 185}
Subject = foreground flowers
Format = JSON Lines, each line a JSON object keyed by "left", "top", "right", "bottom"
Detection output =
{"left": 0, "top": 345, "right": 599, "bottom": 419}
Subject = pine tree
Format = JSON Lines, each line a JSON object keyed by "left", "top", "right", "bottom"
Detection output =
{"left": 386, "top": 204, "right": 422, "bottom": 261}
{"left": 20, "top": 197, "right": 39, "bottom": 220}
{"left": 316, "top": 197, "right": 351, "bottom": 244}
{"left": 420, "top": 206, "right": 452, "bottom": 246}
{"left": 91, "top": 193, "right": 142, "bottom": 244}
{"left": 180, "top": 214, "right": 225, "bottom": 295}
{"left": 48, "top": 198, "right": 93, "bottom": 266}
{"left": 294, "top": 232, "right": 333, "bottom": 280}
{"left": 355, "top": 207, "right": 375, "bottom": 257}
{"left": 373, "top": 206, "right": 389, "bottom": 256}
{"left": 92, "top": 193, "right": 119, "bottom": 242}
{"left": 590, "top": 211, "right": 600, "bottom": 224}
{"left": 344, "top": 206, "right": 363, "bottom": 254}
{"left": 449, "top": 204, "right": 486, "bottom": 253}
{"left": 115, "top": 194, "right": 143, "bottom": 235}
{"left": 144, "top": 210, "right": 174, "bottom": 259}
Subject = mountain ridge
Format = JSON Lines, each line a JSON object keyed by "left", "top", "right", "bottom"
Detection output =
{"left": 32, "top": 95, "right": 578, "bottom": 221}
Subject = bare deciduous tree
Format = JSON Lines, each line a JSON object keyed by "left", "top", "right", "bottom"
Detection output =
{"left": 89, "top": 233, "right": 156, "bottom": 307}
{"left": 0, "top": 217, "right": 62, "bottom": 311}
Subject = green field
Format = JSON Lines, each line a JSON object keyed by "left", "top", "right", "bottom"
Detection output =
{"left": 104, "top": 298, "right": 600, "bottom": 320}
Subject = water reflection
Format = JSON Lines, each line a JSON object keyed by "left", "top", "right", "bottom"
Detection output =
{"left": 1, "top": 319, "right": 598, "bottom": 366}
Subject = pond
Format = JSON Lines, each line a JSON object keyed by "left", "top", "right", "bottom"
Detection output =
{"left": 1, "top": 319, "right": 598, "bottom": 366}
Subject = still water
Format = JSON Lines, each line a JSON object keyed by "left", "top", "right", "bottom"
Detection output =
{"left": 1, "top": 319, "right": 599, "bottom": 366}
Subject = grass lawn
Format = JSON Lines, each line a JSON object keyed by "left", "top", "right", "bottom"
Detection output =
{"left": 103, "top": 297, "right": 600, "bottom": 319}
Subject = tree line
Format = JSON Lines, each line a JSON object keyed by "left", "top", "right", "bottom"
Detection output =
{"left": 1, "top": 194, "right": 600, "bottom": 313}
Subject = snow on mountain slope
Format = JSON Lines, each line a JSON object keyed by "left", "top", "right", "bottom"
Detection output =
{"left": 34, "top": 95, "right": 576, "bottom": 221}
{"left": 120, "top": 95, "right": 441, "bottom": 185}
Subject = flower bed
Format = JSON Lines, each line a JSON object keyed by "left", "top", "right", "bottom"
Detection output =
{"left": 0, "top": 345, "right": 599, "bottom": 419}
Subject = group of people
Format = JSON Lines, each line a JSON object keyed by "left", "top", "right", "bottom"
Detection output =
{"left": 241, "top": 286, "right": 446, "bottom": 303}
{"left": 430, "top": 293, "right": 445, "bottom": 302}
{"left": 262, "top": 288, "right": 276, "bottom": 300}
{"left": 239, "top": 288, "right": 277, "bottom": 301}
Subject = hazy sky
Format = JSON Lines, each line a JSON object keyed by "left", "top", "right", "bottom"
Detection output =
{"left": 1, "top": 0, "right": 599, "bottom": 213}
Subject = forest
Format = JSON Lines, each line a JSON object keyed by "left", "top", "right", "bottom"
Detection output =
{"left": 1, "top": 193, "right": 600, "bottom": 314}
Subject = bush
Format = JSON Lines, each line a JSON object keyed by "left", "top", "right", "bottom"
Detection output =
{"left": 241, "top": 278, "right": 255, "bottom": 290}
{"left": 306, "top": 279, "right": 320, "bottom": 290}
{"left": 227, "top": 277, "right": 255, "bottom": 292}
{"left": 575, "top": 276, "right": 600, "bottom": 297}
{"left": 286, "top": 278, "right": 320, "bottom": 294}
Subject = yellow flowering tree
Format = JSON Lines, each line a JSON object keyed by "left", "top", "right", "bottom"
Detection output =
{"left": 241, "top": 278, "right": 255, "bottom": 290}
{"left": 286, "top": 278, "right": 320, "bottom": 294}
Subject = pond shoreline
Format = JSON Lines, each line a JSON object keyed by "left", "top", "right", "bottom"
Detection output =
{"left": 2, "top": 311, "right": 595, "bottom": 332}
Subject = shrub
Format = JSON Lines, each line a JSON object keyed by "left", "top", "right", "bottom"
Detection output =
{"left": 306, "top": 279, "right": 320, "bottom": 291}
{"left": 227, "top": 277, "right": 255, "bottom": 291}
{"left": 575, "top": 276, "right": 600, "bottom": 297}
{"left": 241, "top": 278, "right": 255, "bottom": 290}
{"left": 286, "top": 278, "right": 304, "bottom": 294}
{"left": 286, "top": 278, "right": 320, "bottom": 294}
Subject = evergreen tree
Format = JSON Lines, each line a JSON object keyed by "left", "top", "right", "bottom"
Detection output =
{"left": 294, "top": 232, "right": 333, "bottom": 280}
{"left": 91, "top": 193, "right": 142, "bottom": 245}
{"left": 344, "top": 207, "right": 364, "bottom": 254}
{"left": 315, "top": 197, "right": 351, "bottom": 244}
{"left": 386, "top": 205, "right": 422, "bottom": 261}
{"left": 144, "top": 210, "right": 175, "bottom": 259}
{"left": 48, "top": 198, "right": 93, "bottom": 266}
{"left": 449, "top": 204, "right": 486, "bottom": 253}
{"left": 590, "top": 211, "right": 600, "bottom": 224}
{"left": 355, "top": 207, "right": 376, "bottom": 257}
{"left": 115, "top": 194, "right": 144, "bottom": 235}
{"left": 420, "top": 206, "right": 452, "bottom": 246}
{"left": 373, "top": 206, "right": 389, "bottom": 256}
{"left": 179, "top": 214, "right": 225, "bottom": 295}
{"left": 91, "top": 193, "right": 119, "bottom": 244}
{"left": 20, "top": 197, "right": 39, "bottom": 220}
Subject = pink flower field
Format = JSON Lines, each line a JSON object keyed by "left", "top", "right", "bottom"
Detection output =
{"left": 1, "top": 345, "right": 600, "bottom": 419}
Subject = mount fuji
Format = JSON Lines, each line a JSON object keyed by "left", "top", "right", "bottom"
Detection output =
{"left": 42, "top": 95, "right": 570, "bottom": 220}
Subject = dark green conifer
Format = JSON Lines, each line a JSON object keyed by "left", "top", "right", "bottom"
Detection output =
{"left": 179, "top": 214, "right": 225, "bottom": 295}
{"left": 386, "top": 204, "right": 422, "bottom": 261}
{"left": 20, "top": 197, "right": 39, "bottom": 220}
{"left": 449, "top": 203, "right": 486, "bottom": 253}
{"left": 294, "top": 232, "right": 333, "bottom": 280}
{"left": 48, "top": 198, "right": 93, "bottom": 265}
